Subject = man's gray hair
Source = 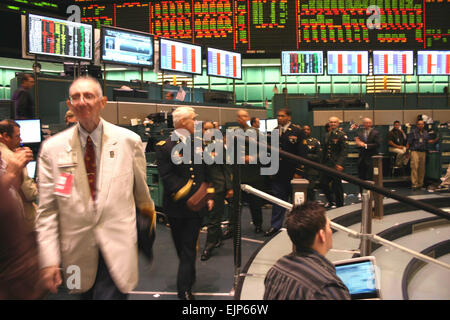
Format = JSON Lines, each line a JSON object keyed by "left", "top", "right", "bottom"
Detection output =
{"left": 172, "top": 106, "right": 196, "bottom": 128}
{"left": 69, "top": 76, "right": 103, "bottom": 98}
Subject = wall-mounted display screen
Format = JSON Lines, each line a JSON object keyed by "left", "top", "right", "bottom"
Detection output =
{"left": 417, "top": 51, "right": 450, "bottom": 75}
{"left": 101, "top": 26, "right": 154, "bottom": 68}
{"left": 159, "top": 38, "right": 202, "bottom": 75}
{"left": 373, "top": 51, "right": 414, "bottom": 75}
{"left": 327, "top": 51, "right": 369, "bottom": 75}
{"left": 281, "top": 51, "right": 324, "bottom": 75}
{"left": 27, "top": 13, "right": 93, "bottom": 61}
{"left": 15, "top": 119, "right": 41, "bottom": 144}
{"left": 207, "top": 47, "right": 242, "bottom": 79}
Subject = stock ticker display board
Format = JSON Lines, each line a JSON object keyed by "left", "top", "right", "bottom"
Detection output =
{"left": 75, "top": 0, "right": 449, "bottom": 56}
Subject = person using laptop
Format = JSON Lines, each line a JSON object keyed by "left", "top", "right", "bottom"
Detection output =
{"left": 263, "top": 202, "right": 351, "bottom": 300}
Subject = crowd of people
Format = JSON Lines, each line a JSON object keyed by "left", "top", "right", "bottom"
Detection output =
{"left": 1, "top": 74, "right": 449, "bottom": 301}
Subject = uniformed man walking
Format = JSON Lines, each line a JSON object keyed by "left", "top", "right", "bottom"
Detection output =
{"left": 265, "top": 108, "right": 307, "bottom": 237}
{"left": 303, "top": 125, "right": 322, "bottom": 201}
{"left": 320, "top": 117, "right": 347, "bottom": 208}
{"left": 155, "top": 107, "right": 213, "bottom": 300}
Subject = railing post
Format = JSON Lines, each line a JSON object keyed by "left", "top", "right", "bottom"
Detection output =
{"left": 360, "top": 189, "right": 372, "bottom": 256}
{"left": 372, "top": 155, "right": 384, "bottom": 219}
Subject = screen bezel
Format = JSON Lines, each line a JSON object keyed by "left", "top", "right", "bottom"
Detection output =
{"left": 100, "top": 25, "right": 155, "bottom": 69}
{"left": 15, "top": 119, "right": 42, "bottom": 144}
{"left": 416, "top": 50, "right": 450, "bottom": 76}
{"left": 26, "top": 13, "right": 93, "bottom": 62}
{"left": 159, "top": 37, "right": 203, "bottom": 76}
{"left": 326, "top": 51, "right": 369, "bottom": 75}
{"left": 372, "top": 50, "right": 414, "bottom": 76}
{"left": 206, "top": 47, "right": 242, "bottom": 80}
{"left": 281, "top": 50, "right": 325, "bottom": 76}
{"left": 334, "top": 257, "right": 380, "bottom": 300}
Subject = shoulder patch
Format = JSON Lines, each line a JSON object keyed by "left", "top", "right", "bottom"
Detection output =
{"left": 156, "top": 140, "right": 166, "bottom": 146}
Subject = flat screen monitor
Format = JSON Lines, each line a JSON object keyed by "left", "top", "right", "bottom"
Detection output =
{"left": 159, "top": 38, "right": 202, "bottom": 75}
{"left": 27, "top": 13, "right": 93, "bottom": 61}
{"left": 281, "top": 51, "right": 324, "bottom": 75}
{"left": 26, "top": 160, "right": 36, "bottom": 179}
{"left": 15, "top": 119, "right": 41, "bottom": 144}
{"left": 327, "top": 51, "right": 369, "bottom": 75}
{"left": 417, "top": 51, "right": 450, "bottom": 75}
{"left": 266, "top": 119, "right": 278, "bottom": 132}
{"left": 207, "top": 47, "right": 242, "bottom": 79}
{"left": 101, "top": 26, "right": 154, "bottom": 68}
{"left": 373, "top": 51, "right": 414, "bottom": 75}
{"left": 334, "top": 256, "right": 381, "bottom": 300}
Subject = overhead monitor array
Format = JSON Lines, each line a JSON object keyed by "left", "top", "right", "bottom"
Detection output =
{"left": 26, "top": 14, "right": 449, "bottom": 77}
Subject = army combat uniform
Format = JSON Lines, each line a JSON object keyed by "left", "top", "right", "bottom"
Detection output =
{"left": 320, "top": 129, "right": 347, "bottom": 207}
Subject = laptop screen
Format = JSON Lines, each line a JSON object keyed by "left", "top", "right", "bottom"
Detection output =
{"left": 334, "top": 258, "right": 380, "bottom": 300}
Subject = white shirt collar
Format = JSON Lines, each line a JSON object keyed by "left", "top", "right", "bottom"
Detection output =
{"left": 78, "top": 120, "right": 103, "bottom": 149}
{"left": 173, "top": 129, "right": 189, "bottom": 144}
{"left": 280, "top": 121, "right": 291, "bottom": 132}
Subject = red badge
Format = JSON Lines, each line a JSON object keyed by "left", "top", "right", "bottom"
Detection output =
{"left": 54, "top": 172, "right": 74, "bottom": 197}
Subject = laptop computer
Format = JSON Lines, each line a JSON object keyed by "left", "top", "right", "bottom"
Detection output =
{"left": 334, "top": 256, "right": 381, "bottom": 300}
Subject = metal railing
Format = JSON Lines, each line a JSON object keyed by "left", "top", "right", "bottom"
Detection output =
{"left": 240, "top": 184, "right": 450, "bottom": 272}
{"left": 230, "top": 134, "right": 450, "bottom": 293}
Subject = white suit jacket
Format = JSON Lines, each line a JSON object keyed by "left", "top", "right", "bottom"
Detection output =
{"left": 36, "top": 119, "right": 154, "bottom": 293}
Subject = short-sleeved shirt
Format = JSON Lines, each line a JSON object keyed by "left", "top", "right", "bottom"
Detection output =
{"left": 407, "top": 128, "right": 430, "bottom": 151}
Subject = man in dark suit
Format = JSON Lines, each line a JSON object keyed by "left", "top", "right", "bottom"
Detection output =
{"left": 354, "top": 117, "right": 381, "bottom": 190}
{"left": 265, "top": 108, "right": 307, "bottom": 237}
{"left": 200, "top": 121, "right": 233, "bottom": 261}
{"left": 12, "top": 74, "right": 35, "bottom": 119}
{"left": 156, "top": 106, "right": 213, "bottom": 300}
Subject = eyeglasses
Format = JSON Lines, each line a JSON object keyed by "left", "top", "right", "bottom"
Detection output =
{"left": 69, "top": 93, "right": 99, "bottom": 104}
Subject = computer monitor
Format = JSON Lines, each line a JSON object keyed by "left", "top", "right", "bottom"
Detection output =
{"left": 334, "top": 256, "right": 381, "bottom": 300}
{"left": 26, "top": 160, "right": 36, "bottom": 179}
{"left": 327, "top": 51, "right": 369, "bottom": 75}
{"left": 281, "top": 51, "right": 324, "bottom": 75}
{"left": 417, "top": 51, "right": 450, "bottom": 75}
{"left": 27, "top": 13, "right": 93, "bottom": 61}
{"left": 15, "top": 119, "right": 41, "bottom": 144}
{"left": 373, "top": 51, "right": 414, "bottom": 75}
{"left": 101, "top": 26, "right": 154, "bottom": 68}
{"left": 159, "top": 38, "right": 202, "bottom": 75}
{"left": 207, "top": 47, "right": 242, "bottom": 80}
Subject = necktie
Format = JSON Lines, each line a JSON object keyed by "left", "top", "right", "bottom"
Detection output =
{"left": 84, "top": 136, "right": 96, "bottom": 200}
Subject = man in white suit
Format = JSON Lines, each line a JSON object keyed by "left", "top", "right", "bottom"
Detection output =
{"left": 37, "top": 76, "right": 154, "bottom": 299}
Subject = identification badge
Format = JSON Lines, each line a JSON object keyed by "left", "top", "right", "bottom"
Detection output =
{"left": 419, "top": 138, "right": 423, "bottom": 143}
{"left": 57, "top": 151, "right": 78, "bottom": 168}
{"left": 54, "top": 172, "right": 74, "bottom": 197}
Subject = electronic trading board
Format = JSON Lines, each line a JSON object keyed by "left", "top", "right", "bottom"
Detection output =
{"left": 74, "top": 0, "right": 449, "bottom": 56}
